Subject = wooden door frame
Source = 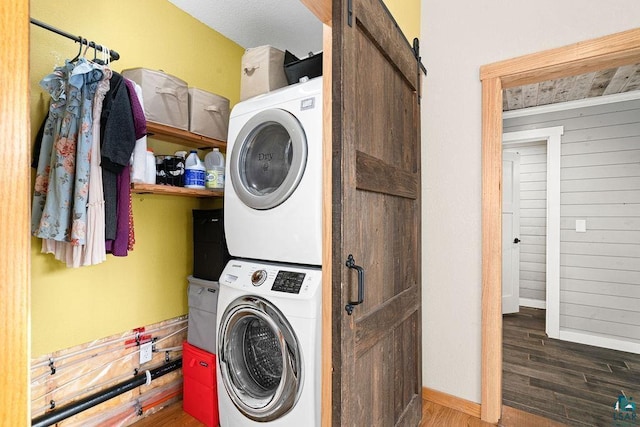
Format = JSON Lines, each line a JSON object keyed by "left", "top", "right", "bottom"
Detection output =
{"left": 2, "top": 1, "right": 332, "bottom": 425}
{"left": 0, "top": 0, "right": 31, "bottom": 425}
{"left": 480, "top": 27, "right": 640, "bottom": 423}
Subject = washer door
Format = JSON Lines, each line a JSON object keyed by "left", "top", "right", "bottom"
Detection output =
{"left": 218, "top": 295, "right": 303, "bottom": 421}
{"left": 229, "top": 108, "right": 307, "bottom": 210}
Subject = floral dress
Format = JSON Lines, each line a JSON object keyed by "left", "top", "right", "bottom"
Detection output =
{"left": 32, "top": 59, "right": 103, "bottom": 250}
{"left": 31, "top": 62, "right": 71, "bottom": 236}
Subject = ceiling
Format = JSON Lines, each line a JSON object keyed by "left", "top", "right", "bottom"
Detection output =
{"left": 167, "top": 1, "right": 640, "bottom": 112}
{"left": 503, "top": 63, "right": 640, "bottom": 111}
{"left": 167, "top": 0, "right": 323, "bottom": 58}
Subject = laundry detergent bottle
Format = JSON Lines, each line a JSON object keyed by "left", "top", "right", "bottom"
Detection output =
{"left": 184, "top": 150, "right": 206, "bottom": 189}
{"left": 204, "top": 148, "right": 225, "bottom": 190}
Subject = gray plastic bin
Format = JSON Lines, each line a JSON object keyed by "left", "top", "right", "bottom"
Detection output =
{"left": 187, "top": 275, "right": 218, "bottom": 354}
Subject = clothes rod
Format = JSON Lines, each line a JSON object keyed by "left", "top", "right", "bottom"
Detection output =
{"left": 30, "top": 18, "right": 120, "bottom": 61}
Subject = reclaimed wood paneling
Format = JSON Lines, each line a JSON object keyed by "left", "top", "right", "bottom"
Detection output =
{"left": 503, "top": 63, "right": 640, "bottom": 111}
{"left": 333, "top": 0, "right": 422, "bottom": 425}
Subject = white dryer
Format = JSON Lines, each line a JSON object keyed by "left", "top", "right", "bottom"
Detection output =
{"left": 216, "top": 259, "right": 321, "bottom": 426}
{"left": 224, "top": 77, "right": 322, "bottom": 265}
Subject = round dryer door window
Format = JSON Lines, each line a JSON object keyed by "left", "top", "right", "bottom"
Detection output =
{"left": 218, "top": 296, "right": 303, "bottom": 422}
{"left": 229, "top": 109, "right": 307, "bottom": 210}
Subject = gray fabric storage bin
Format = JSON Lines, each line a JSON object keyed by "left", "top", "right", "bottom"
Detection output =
{"left": 122, "top": 68, "right": 189, "bottom": 130}
{"left": 187, "top": 275, "right": 218, "bottom": 354}
{"left": 188, "top": 88, "right": 230, "bottom": 141}
{"left": 240, "top": 45, "right": 288, "bottom": 100}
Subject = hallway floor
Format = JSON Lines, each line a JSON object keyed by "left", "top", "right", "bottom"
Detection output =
{"left": 503, "top": 307, "right": 640, "bottom": 426}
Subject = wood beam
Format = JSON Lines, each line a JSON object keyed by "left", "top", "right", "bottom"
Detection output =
{"left": 299, "top": 0, "right": 332, "bottom": 25}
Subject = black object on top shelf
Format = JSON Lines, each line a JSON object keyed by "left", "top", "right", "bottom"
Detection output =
{"left": 284, "top": 51, "right": 323, "bottom": 85}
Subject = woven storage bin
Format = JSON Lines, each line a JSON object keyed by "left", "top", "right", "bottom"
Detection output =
{"left": 122, "top": 68, "right": 189, "bottom": 130}
{"left": 240, "top": 46, "right": 288, "bottom": 101}
{"left": 188, "top": 88, "right": 230, "bottom": 141}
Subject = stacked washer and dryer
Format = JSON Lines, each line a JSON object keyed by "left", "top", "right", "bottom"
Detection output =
{"left": 216, "top": 77, "right": 323, "bottom": 426}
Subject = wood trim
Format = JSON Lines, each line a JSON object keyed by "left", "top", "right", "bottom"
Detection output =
{"left": 422, "top": 387, "right": 481, "bottom": 419}
{"left": 480, "top": 28, "right": 640, "bottom": 425}
{"left": 480, "top": 27, "right": 640, "bottom": 88}
{"left": 0, "top": 0, "right": 30, "bottom": 425}
{"left": 480, "top": 76, "right": 503, "bottom": 424}
{"left": 300, "top": 0, "right": 332, "bottom": 25}
{"left": 321, "top": 22, "right": 333, "bottom": 427}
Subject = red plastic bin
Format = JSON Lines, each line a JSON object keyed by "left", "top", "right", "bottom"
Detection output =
{"left": 183, "top": 341, "right": 219, "bottom": 427}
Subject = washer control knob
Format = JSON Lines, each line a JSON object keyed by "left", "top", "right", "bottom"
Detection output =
{"left": 251, "top": 269, "right": 267, "bottom": 287}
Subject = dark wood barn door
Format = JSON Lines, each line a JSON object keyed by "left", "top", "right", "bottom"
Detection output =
{"left": 332, "top": 0, "right": 423, "bottom": 425}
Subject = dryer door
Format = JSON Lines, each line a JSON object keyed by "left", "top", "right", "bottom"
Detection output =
{"left": 229, "top": 109, "right": 307, "bottom": 210}
{"left": 218, "top": 295, "right": 303, "bottom": 421}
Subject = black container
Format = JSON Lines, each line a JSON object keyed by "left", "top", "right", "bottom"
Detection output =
{"left": 192, "top": 209, "right": 230, "bottom": 281}
{"left": 156, "top": 155, "right": 184, "bottom": 187}
{"left": 284, "top": 51, "right": 323, "bottom": 85}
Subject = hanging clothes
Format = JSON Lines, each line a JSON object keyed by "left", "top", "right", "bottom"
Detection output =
{"left": 105, "top": 78, "right": 146, "bottom": 257}
{"left": 82, "top": 67, "right": 112, "bottom": 266}
{"left": 32, "top": 50, "right": 139, "bottom": 267}
{"left": 100, "top": 72, "right": 136, "bottom": 242}
{"left": 38, "top": 59, "right": 104, "bottom": 267}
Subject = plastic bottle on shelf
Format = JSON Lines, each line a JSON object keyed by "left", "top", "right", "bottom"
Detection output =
{"left": 184, "top": 150, "right": 206, "bottom": 189}
{"left": 204, "top": 148, "right": 225, "bottom": 190}
{"left": 144, "top": 148, "right": 156, "bottom": 184}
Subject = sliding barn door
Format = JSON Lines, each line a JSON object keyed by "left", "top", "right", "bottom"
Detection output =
{"left": 332, "top": 0, "right": 423, "bottom": 425}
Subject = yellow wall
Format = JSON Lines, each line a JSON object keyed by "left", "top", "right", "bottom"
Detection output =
{"left": 30, "top": 0, "right": 243, "bottom": 357}
{"left": 384, "top": 0, "right": 421, "bottom": 43}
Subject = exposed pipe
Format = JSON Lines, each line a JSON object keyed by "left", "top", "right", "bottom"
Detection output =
{"left": 31, "top": 358, "right": 182, "bottom": 427}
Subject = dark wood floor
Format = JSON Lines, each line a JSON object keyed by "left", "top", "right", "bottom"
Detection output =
{"left": 503, "top": 307, "right": 640, "bottom": 426}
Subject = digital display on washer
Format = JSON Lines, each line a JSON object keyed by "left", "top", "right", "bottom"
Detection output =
{"left": 271, "top": 271, "right": 306, "bottom": 294}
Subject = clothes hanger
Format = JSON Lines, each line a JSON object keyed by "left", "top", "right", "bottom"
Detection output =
{"left": 70, "top": 36, "right": 85, "bottom": 62}
{"left": 82, "top": 40, "right": 91, "bottom": 59}
{"left": 90, "top": 42, "right": 104, "bottom": 65}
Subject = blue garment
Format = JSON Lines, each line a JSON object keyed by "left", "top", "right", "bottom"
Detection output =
{"left": 32, "top": 59, "right": 103, "bottom": 244}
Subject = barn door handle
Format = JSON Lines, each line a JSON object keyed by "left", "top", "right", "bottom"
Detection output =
{"left": 513, "top": 237, "right": 521, "bottom": 244}
{"left": 345, "top": 254, "right": 365, "bottom": 315}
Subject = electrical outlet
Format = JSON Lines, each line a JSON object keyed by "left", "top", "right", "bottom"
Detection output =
{"left": 139, "top": 342, "right": 153, "bottom": 365}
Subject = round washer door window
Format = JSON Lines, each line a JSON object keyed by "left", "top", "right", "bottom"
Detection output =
{"left": 218, "top": 296, "right": 303, "bottom": 422}
{"left": 229, "top": 109, "right": 307, "bottom": 210}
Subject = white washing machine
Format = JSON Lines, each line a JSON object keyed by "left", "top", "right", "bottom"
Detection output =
{"left": 216, "top": 259, "right": 321, "bottom": 426}
{"left": 224, "top": 77, "right": 322, "bottom": 266}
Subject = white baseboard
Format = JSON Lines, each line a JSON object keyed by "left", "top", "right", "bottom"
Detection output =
{"left": 519, "top": 298, "right": 546, "bottom": 309}
{"left": 558, "top": 330, "right": 640, "bottom": 354}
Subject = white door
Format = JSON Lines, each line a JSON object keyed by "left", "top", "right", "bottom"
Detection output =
{"left": 502, "top": 151, "right": 521, "bottom": 314}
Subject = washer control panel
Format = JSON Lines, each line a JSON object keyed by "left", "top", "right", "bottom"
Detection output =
{"left": 220, "top": 260, "right": 321, "bottom": 298}
{"left": 271, "top": 271, "right": 306, "bottom": 294}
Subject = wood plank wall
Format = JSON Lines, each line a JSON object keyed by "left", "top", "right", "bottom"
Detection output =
{"left": 504, "top": 98, "right": 640, "bottom": 345}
